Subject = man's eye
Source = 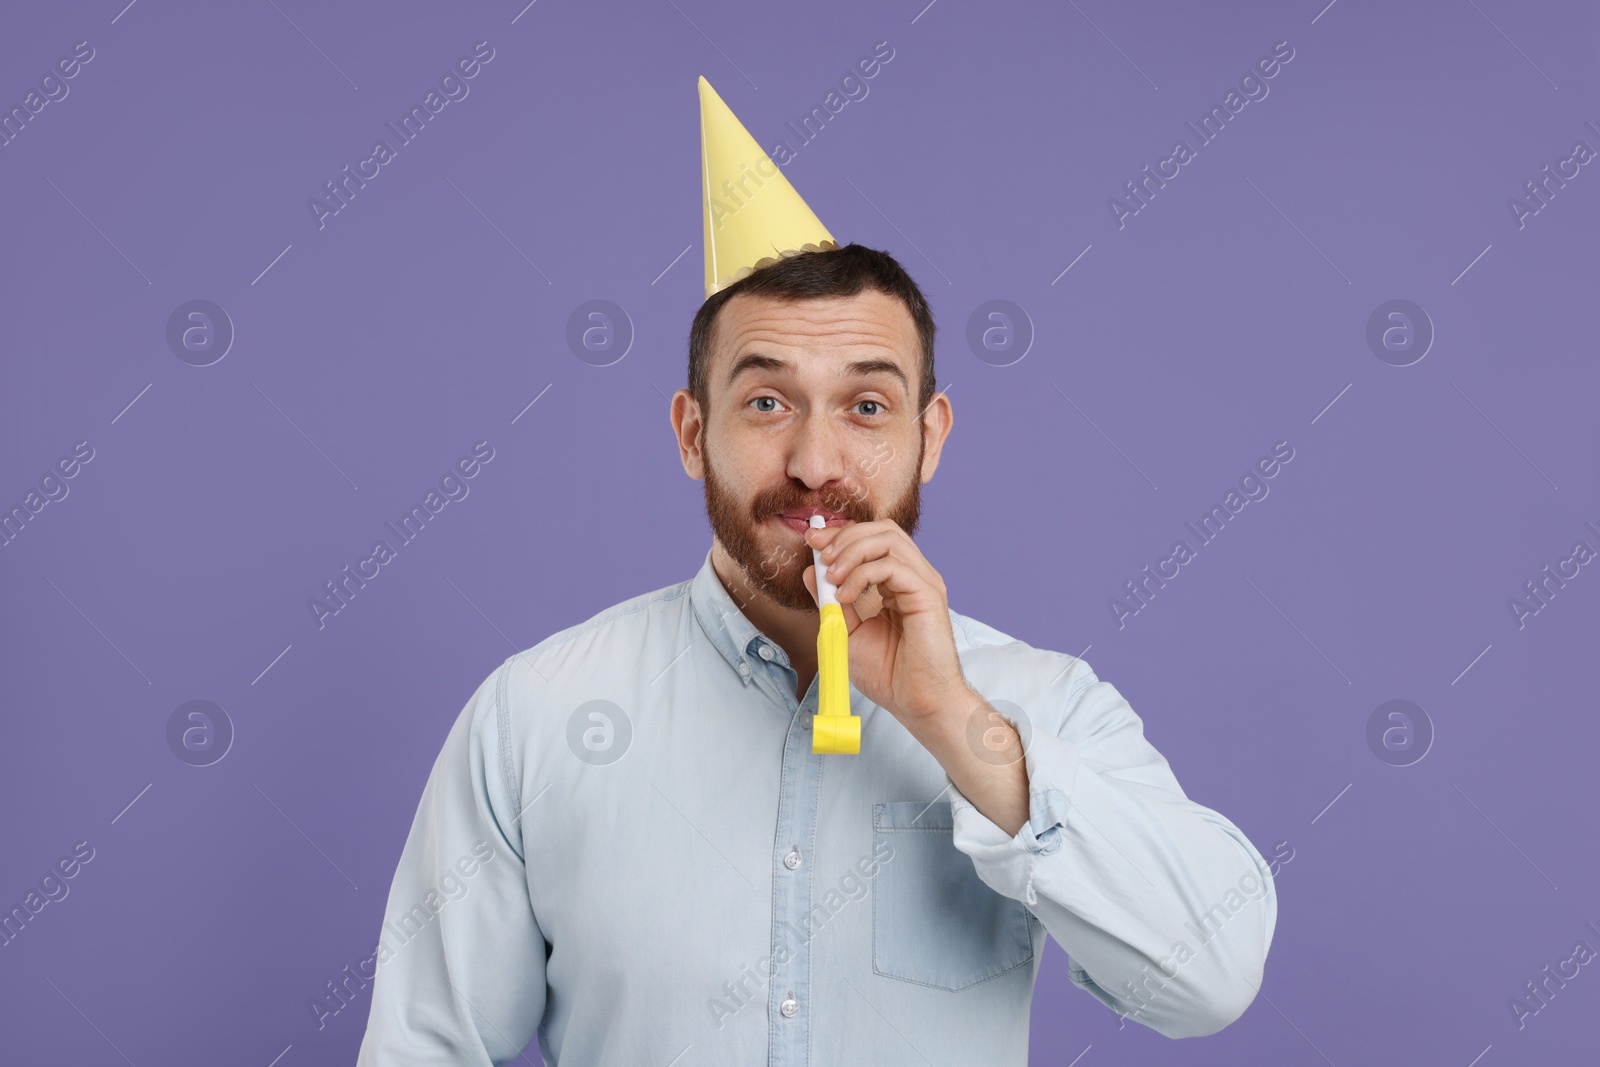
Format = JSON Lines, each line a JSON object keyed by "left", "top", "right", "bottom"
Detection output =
{"left": 855, "top": 400, "right": 883, "bottom": 417}
{"left": 750, "top": 396, "right": 780, "bottom": 413}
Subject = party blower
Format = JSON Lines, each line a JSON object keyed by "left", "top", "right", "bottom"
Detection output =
{"left": 809, "top": 514, "right": 861, "bottom": 754}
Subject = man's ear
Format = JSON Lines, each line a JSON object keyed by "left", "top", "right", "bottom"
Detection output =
{"left": 918, "top": 390, "right": 953, "bottom": 483}
{"left": 670, "top": 389, "right": 706, "bottom": 479}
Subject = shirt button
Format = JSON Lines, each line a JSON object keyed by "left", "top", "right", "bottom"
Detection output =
{"left": 780, "top": 995, "right": 799, "bottom": 1018}
{"left": 784, "top": 848, "right": 801, "bottom": 870}
{"left": 738, "top": 662, "right": 751, "bottom": 677}
{"left": 758, "top": 644, "right": 774, "bottom": 661}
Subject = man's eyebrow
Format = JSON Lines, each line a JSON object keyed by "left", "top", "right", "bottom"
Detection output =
{"left": 844, "top": 358, "right": 909, "bottom": 392}
{"left": 725, "top": 352, "right": 789, "bottom": 386}
{"left": 725, "top": 352, "right": 909, "bottom": 393}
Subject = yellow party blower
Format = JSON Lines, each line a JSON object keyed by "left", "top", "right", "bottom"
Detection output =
{"left": 809, "top": 514, "right": 860, "bottom": 754}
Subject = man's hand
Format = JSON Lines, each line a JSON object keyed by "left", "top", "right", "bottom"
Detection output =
{"left": 804, "top": 521, "right": 1030, "bottom": 836}
{"left": 803, "top": 520, "right": 966, "bottom": 726}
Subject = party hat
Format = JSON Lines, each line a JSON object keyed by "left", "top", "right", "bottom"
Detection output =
{"left": 699, "top": 76, "right": 837, "bottom": 299}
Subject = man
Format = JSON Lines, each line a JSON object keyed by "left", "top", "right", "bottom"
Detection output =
{"left": 356, "top": 78, "right": 1275, "bottom": 1065}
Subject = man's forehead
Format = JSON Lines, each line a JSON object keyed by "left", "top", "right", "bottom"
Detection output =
{"left": 711, "top": 290, "right": 917, "bottom": 375}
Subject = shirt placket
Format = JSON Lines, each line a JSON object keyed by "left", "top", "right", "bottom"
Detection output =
{"left": 754, "top": 640, "right": 823, "bottom": 1067}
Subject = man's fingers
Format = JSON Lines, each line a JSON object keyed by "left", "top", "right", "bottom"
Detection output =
{"left": 810, "top": 563, "right": 867, "bottom": 629}
{"left": 854, "top": 582, "right": 884, "bottom": 621}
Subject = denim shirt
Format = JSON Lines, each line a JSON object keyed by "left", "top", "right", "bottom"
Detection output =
{"left": 356, "top": 549, "right": 1277, "bottom": 1065}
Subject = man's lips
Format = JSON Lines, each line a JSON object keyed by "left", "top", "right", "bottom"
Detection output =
{"left": 773, "top": 509, "right": 853, "bottom": 533}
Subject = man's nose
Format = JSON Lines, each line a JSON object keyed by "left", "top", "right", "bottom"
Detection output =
{"left": 785, "top": 409, "right": 852, "bottom": 491}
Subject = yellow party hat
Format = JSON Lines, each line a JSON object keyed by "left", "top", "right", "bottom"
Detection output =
{"left": 699, "top": 76, "right": 837, "bottom": 299}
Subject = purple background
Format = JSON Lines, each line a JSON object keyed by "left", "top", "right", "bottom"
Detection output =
{"left": 2, "top": 0, "right": 1596, "bottom": 1063}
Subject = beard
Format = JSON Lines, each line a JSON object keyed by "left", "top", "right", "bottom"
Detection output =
{"left": 704, "top": 430, "right": 925, "bottom": 613}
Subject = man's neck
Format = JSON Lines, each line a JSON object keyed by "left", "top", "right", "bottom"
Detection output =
{"left": 709, "top": 540, "right": 819, "bottom": 697}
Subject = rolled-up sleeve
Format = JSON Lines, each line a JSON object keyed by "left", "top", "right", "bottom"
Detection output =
{"left": 949, "top": 664, "right": 1277, "bottom": 1039}
{"left": 357, "top": 662, "right": 548, "bottom": 1064}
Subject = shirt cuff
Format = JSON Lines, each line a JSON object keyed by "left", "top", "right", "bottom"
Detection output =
{"left": 948, "top": 728, "right": 1082, "bottom": 903}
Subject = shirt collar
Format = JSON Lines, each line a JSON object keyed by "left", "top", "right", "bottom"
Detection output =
{"left": 689, "top": 547, "right": 782, "bottom": 684}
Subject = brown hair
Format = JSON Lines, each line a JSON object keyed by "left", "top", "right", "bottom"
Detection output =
{"left": 687, "top": 243, "right": 936, "bottom": 419}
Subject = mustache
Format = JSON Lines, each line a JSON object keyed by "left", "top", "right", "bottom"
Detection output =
{"left": 750, "top": 484, "right": 875, "bottom": 522}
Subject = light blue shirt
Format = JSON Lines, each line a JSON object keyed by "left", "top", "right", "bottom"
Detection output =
{"left": 357, "top": 549, "right": 1277, "bottom": 1065}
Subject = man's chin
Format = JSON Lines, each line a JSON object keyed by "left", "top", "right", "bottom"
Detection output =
{"left": 759, "top": 584, "right": 817, "bottom": 614}
{"left": 743, "top": 554, "right": 817, "bottom": 613}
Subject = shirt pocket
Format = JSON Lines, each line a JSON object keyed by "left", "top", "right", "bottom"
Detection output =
{"left": 871, "top": 800, "right": 1034, "bottom": 991}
